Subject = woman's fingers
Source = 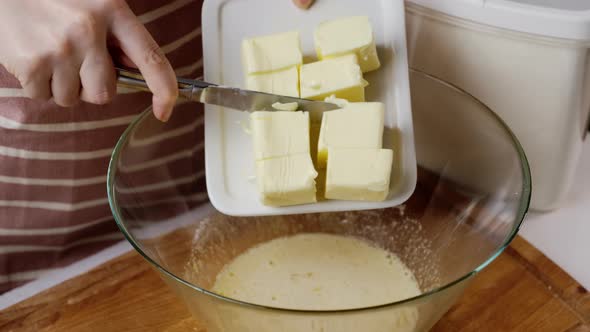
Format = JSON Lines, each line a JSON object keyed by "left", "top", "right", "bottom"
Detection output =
{"left": 109, "top": 45, "right": 137, "bottom": 69}
{"left": 20, "top": 71, "right": 52, "bottom": 102}
{"left": 80, "top": 48, "right": 116, "bottom": 105}
{"left": 51, "top": 62, "right": 81, "bottom": 107}
{"left": 292, "top": 0, "right": 315, "bottom": 9}
{"left": 1, "top": 0, "right": 178, "bottom": 113}
{"left": 110, "top": 5, "right": 177, "bottom": 122}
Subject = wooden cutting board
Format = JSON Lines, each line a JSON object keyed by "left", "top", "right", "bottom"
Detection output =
{"left": 1, "top": 235, "right": 589, "bottom": 332}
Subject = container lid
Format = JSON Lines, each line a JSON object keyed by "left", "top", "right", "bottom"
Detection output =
{"left": 406, "top": 0, "right": 590, "bottom": 41}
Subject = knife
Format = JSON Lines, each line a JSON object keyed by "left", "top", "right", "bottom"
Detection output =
{"left": 116, "top": 67, "right": 339, "bottom": 120}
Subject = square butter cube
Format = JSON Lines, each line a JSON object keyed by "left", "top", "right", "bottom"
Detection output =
{"left": 246, "top": 67, "right": 299, "bottom": 97}
{"left": 300, "top": 54, "right": 367, "bottom": 102}
{"left": 242, "top": 31, "right": 303, "bottom": 74}
{"left": 317, "top": 102, "right": 384, "bottom": 168}
{"left": 251, "top": 111, "right": 310, "bottom": 160}
{"left": 315, "top": 16, "right": 380, "bottom": 73}
{"left": 256, "top": 154, "right": 318, "bottom": 206}
{"left": 325, "top": 149, "right": 393, "bottom": 202}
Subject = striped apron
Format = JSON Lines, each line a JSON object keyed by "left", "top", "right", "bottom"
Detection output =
{"left": 0, "top": 0, "right": 207, "bottom": 293}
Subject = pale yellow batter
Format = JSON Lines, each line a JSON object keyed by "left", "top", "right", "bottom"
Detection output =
{"left": 212, "top": 233, "right": 421, "bottom": 310}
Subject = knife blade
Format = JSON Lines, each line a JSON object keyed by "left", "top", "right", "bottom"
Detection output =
{"left": 116, "top": 67, "right": 339, "bottom": 120}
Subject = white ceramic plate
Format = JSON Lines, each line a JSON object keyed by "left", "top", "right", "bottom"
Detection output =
{"left": 202, "top": 0, "right": 416, "bottom": 216}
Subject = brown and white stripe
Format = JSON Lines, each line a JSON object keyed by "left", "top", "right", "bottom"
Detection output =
{"left": 0, "top": 0, "right": 208, "bottom": 293}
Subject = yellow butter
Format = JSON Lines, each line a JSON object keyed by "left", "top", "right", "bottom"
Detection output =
{"left": 299, "top": 54, "right": 368, "bottom": 102}
{"left": 314, "top": 16, "right": 380, "bottom": 73}
{"left": 246, "top": 67, "right": 300, "bottom": 98}
{"left": 256, "top": 154, "right": 318, "bottom": 206}
{"left": 317, "top": 102, "right": 384, "bottom": 168}
{"left": 325, "top": 148, "right": 393, "bottom": 202}
{"left": 271, "top": 101, "right": 299, "bottom": 112}
{"left": 250, "top": 111, "right": 310, "bottom": 161}
{"left": 324, "top": 95, "right": 350, "bottom": 108}
{"left": 242, "top": 31, "right": 303, "bottom": 74}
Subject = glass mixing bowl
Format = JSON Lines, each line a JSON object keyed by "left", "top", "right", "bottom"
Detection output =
{"left": 108, "top": 69, "right": 531, "bottom": 332}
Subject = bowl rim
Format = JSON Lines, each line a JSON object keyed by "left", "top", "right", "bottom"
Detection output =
{"left": 107, "top": 68, "right": 532, "bottom": 314}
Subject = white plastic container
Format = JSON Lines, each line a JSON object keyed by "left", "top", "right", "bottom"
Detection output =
{"left": 405, "top": 0, "right": 590, "bottom": 211}
{"left": 202, "top": 0, "right": 417, "bottom": 216}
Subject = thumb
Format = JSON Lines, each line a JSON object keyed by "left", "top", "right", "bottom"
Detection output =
{"left": 292, "top": 0, "right": 315, "bottom": 9}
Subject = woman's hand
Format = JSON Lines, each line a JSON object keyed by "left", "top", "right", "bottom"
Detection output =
{"left": 0, "top": 0, "right": 177, "bottom": 121}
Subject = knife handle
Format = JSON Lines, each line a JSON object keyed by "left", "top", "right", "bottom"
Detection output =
{"left": 115, "top": 67, "right": 215, "bottom": 101}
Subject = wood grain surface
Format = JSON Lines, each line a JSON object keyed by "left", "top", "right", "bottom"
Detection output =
{"left": 1, "top": 235, "right": 589, "bottom": 332}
